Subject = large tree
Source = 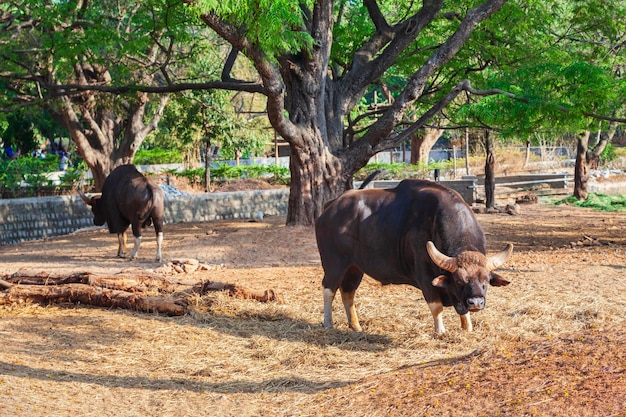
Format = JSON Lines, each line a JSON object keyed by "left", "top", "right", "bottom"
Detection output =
{"left": 0, "top": 0, "right": 213, "bottom": 189}
{"left": 455, "top": 0, "right": 625, "bottom": 199}
{"left": 189, "top": 0, "right": 514, "bottom": 225}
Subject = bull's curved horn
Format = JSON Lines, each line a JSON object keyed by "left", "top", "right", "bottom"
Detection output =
{"left": 78, "top": 188, "right": 92, "bottom": 205}
{"left": 486, "top": 244, "right": 514, "bottom": 271}
{"left": 78, "top": 188, "right": 94, "bottom": 205}
{"left": 426, "top": 241, "right": 458, "bottom": 273}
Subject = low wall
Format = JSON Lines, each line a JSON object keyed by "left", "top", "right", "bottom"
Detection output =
{"left": 0, "top": 189, "right": 290, "bottom": 246}
{"left": 359, "top": 179, "right": 478, "bottom": 204}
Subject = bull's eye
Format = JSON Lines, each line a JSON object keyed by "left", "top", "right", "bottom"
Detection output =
{"left": 455, "top": 271, "right": 469, "bottom": 285}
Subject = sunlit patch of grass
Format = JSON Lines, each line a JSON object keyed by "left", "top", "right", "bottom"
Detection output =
{"left": 554, "top": 193, "right": 626, "bottom": 212}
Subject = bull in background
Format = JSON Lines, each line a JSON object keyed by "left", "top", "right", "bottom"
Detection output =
{"left": 79, "top": 164, "right": 165, "bottom": 261}
{"left": 315, "top": 179, "right": 513, "bottom": 336}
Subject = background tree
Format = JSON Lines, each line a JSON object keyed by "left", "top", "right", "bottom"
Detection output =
{"left": 0, "top": 0, "right": 211, "bottom": 189}
{"left": 191, "top": 0, "right": 513, "bottom": 225}
{"left": 455, "top": 0, "right": 625, "bottom": 199}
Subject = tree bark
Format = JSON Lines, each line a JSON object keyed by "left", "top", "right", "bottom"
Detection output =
{"left": 286, "top": 141, "right": 346, "bottom": 226}
{"left": 574, "top": 132, "right": 591, "bottom": 200}
{"left": 410, "top": 127, "right": 445, "bottom": 165}
{"left": 0, "top": 282, "right": 189, "bottom": 316}
{"left": 573, "top": 128, "right": 614, "bottom": 200}
{"left": 484, "top": 130, "right": 496, "bottom": 209}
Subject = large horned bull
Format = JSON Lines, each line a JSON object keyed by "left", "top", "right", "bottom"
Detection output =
{"left": 79, "top": 164, "right": 165, "bottom": 261}
{"left": 315, "top": 178, "right": 513, "bottom": 336}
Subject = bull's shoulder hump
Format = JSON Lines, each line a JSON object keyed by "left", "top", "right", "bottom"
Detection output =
{"left": 396, "top": 179, "right": 466, "bottom": 202}
{"left": 395, "top": 178, "right": 444, "bottom": 191}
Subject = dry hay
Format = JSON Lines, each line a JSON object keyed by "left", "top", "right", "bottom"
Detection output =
{"left": 0, "top": 205, "right": 625, "bottom": 416}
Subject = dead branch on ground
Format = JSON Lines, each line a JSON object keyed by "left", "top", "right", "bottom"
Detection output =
{"left": 0, "top": 263, "right": 283, "bottom": 315}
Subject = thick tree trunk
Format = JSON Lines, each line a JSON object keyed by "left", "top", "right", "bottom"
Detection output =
{"left": 410, "top": 127, "right": 444, "bottom": 164}
{"left": 574, "top": 128, "right": 614, "bottom": 200}
{"left": 286, "top": 140, "right": 345, "bottom": 226}
{"left": 574, "top": 132, "right": 591, "bottom": 200}
{"left": 51, "top": 73, "right": 167, "bottom": 191}
{"left": 484, "top": 130, "right": 496, "bottom": 209}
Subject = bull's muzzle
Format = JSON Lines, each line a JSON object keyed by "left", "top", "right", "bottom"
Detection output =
{"left": 466, "top": 297, "right": 485, "bottom": 311}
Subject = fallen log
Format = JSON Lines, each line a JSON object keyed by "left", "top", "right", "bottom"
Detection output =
{"left": 0, "top": 269, "right": 283, "bottom": 314}
{"left": 0, "top": 282, "right": 188, "bottom": 316}
{"left": 5, "top": 271, "right": 183, "bottom": 293}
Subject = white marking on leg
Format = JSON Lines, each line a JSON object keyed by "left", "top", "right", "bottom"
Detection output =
{"left": 460, "top": 312, "right": 473, "bottom": 332}
{"left": 341, "top": 289, "right": 362, "bottom": 331}
{"left": 117, "top": 233, "right": 127, "bottom": 257}
{"left": 129, "top": 236, "right": 142, "bottom": 259}
{"left": 428, "top": 301, "right": 446, "bottom": 335}
{"left": 323, "top": 288, "right": 336, "bottom": 329}
{"left": 155, "top": 232, "right": 163, "bottom": 262}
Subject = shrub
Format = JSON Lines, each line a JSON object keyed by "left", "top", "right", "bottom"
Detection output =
{"left": 134, "top": 149, "right": 182, "bottom": 165}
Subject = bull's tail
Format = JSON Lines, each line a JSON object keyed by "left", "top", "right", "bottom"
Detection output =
{"left": 358, "top": 168, "right": 385, "bottom": 190}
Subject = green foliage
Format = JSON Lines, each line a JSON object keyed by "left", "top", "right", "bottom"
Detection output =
{"left": 192, "top": 0, "right": 314, "bottom": 58}
{"left": 218, "top": 127, "right": 270, "bottom": 160}
{"left": 0, "top": 155, "right": 57, "bottom": 197}
{"left": 173, "top": 163, "right": 290, "bottom": 186}
{"left": 457, "top": 60, "right": 623, "bottom": 138}
{"left": 451, "top": 0, "right": 625, "bottom": 141}
{"left": 356, "top": 161, "right": 455, "bottom": 181}
{"left": 59, "top": 161, "right": 88, "bottom": 189}
{"left": 555, "top": 193, "right": 626, "bottom": 212}
{"left": 134, "top": 149, "right": 183, "bottom": 165}
{"left": 209, "top": 163, "right": 289, "bottom": 181}
{"left": 0, "top": 155, "right": 88, "bottom": 197}
{"left": 174, "top": 168, "right": 205, "bottom": 186}
{"left": 145, "top": 89, "right": 269, "bottom": 162}
{"left": 598, "top": 143, "right": 617, "bottom": 164}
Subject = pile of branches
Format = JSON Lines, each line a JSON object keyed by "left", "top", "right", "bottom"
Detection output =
{"left": 0, "top": 260, "right": 282, "bottom": 316}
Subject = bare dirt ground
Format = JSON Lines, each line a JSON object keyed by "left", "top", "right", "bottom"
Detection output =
{"left": 1, "top": 202, "right": 625, "bottom": 417}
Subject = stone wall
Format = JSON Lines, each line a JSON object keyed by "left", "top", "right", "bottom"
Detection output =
{"left": 0, "top": 189, "right": 290, "bottom": 246}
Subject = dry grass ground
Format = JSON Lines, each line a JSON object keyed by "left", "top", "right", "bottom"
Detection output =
{"left": 0, "top": 204, "right": 625, "bottom": 417}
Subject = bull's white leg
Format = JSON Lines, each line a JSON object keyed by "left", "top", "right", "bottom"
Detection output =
{"left": 128, "top": 235, "right": 142, "bottom": 259}
{"left": 460, "top": 312, "right": 473, "bottom": 332}
{"left": 428, "top": 301, "right": 446, "bottom": 336}
{"left": 155, "top": 232, "right": 163, "bottom": 262}
{"left": 340, "top": 289, "right": 362, "bottom": 331}
{"left": 117, "top": 232, "right": 127, "bottom": 257}
{"left": 323, "top": 288, "right": 337, "bottom": 329}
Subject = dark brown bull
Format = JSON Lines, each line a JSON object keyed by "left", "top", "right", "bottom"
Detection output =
{"left": 315, "top": 179, "right": 512, "bottom": 335}
{"left": 79, "top": 164, "right": 165, "bottom": 261}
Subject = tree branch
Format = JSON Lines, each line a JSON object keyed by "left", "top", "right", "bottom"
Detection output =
{"left": 339, "top": 0, "right": 443, "bottom": 109}
{"left": 375, "top": 79, "right": 517, "bottom": 151}
{"left": 198, "top": 10, "right": 301, "bottom": 145}
{"left": 38, "top": 80, "right": 266, "bottom": 95}
{"left": 357, "top": 0, "right": 508, "bottom": 151}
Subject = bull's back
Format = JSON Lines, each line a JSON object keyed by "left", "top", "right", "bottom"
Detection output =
{"left": 101, "top": 165, "right": 160, "bottom": 231}
{"left": 316, "top": 179, "right": 481, "bottom": 285}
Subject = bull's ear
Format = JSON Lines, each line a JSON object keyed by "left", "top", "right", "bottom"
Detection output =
{"left": 431, "top": 275, "right": 449, "bottom": 288}
{"left": 489, "top": 272, "right": 510, "bottom": 287}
